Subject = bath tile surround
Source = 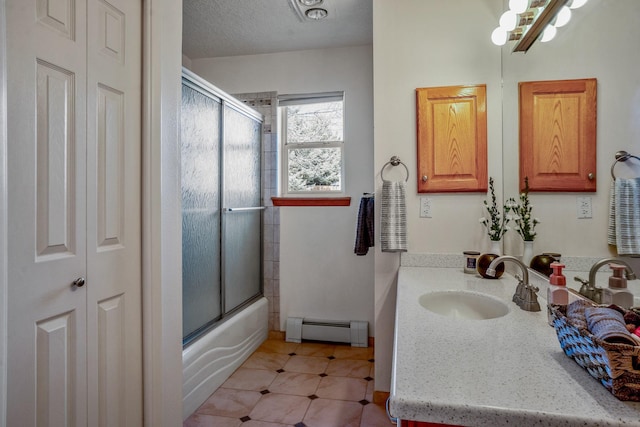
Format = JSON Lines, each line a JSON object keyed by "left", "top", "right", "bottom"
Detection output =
{"left": 235, "top": 92, "right": 281, "bottom": 331}
{"left": 183, "top": 340, "right": 394, "bottom": 427}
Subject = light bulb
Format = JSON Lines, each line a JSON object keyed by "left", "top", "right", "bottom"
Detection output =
{"left": 540, "top": 25, "right": 557, "bottom": 42}
{"left": 491, "top": 27, "right": 508, "bottom": 46}
{"left": 305, "top": 7, "right": 327, "bottom": 20}
{"left": 499, "top": 10, "right": 518, "bottom": 32}
{"left": 554, "top": 6, "right": 571, "bottom": 27}
{"left": 509, "top": 0, "right": 529, "bottom": 14}
{"left": 569, "top": 0, "right": 588, "bottom": 9}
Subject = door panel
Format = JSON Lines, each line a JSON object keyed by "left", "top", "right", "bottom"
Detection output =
{"left": 96, "top": 83, "right": 125, "bottom": 249}
{"left": 36, "top": 311, "right": 78, "bottom": 427}
{"left": 223, "top": 211, "right": 262, "bottom": 311}
{"left": 223, "top": 106, "right": 262, "bottom": 313}
{"left": 181, "top": 84, "right": 222, "bottom": 339}
{"left": 86, "top": 0, "right": 142, "bottom": 424}
{"left": 7, "top": 0, "right": 88, "bottom": 424}
{"left": 36, "top": 60, "right": 79, "bottom": 259}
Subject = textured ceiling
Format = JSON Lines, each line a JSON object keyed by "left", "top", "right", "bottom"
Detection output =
{"left": 182, "top": 0, "right": 373, "bottom": 59}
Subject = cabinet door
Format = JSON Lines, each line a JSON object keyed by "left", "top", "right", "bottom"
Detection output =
{"left": 416, "top": 85, "right": 488, "bottom": 193}
{"left": 519, "top": 78, "right": 597, "bottom": 192}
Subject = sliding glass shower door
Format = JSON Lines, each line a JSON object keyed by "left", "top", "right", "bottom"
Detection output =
{"left": 223, "top": 106, "right": 263, "bottom": 312}
{"left": 181, "top": 70, "right": 263, "bottom": 345}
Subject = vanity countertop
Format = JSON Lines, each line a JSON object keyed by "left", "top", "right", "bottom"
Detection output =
{"left": 390, "top": 266, "right": 640, "bottom": 426}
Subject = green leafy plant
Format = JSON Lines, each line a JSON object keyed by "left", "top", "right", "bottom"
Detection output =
{"left": 479, "top": 177, "right": 512, "bottom": 241}
{"left": 507, "top": 177, "right": 540, "bottom": 241}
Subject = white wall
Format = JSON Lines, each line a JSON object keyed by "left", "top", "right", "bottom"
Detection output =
{"left": 191, "top": 45, "right": 375, "bottom": 334}
{"left": 373, "top": 0, "right": 503, "bottom": 392}
{"left": 143, "top": 0, "right": 184, "bottom": 424}
{"left": 182, "top": 54, "right": 193, "bottom": 70}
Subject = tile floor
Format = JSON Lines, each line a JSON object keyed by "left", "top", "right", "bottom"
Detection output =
{"left": 183, "top": 339, "right": 396, "bottom": 427}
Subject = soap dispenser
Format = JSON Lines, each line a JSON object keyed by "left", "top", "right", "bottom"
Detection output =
{"left": 602, "top": 263, "right": 634, "bottom": 309}
{"left": 547, "top": 262, "right": 568, "bottom": 326}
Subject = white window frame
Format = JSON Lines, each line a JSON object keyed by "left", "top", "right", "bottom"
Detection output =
{"left": 278, "top": 91, "right": 345, "bottom": 196}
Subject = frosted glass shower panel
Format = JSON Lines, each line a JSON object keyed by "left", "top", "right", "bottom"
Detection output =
{"left": 223, "top": 105, "right": 262, "bottom": 312}
{"left": 181, "top": 85, "right": 222, "bottom": 338}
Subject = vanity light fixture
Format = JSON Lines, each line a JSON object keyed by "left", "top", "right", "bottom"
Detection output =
{"left": 298, "top": 0, "right": 323, "bottom": 6}
{"left": 305, "top": 7, "right": 328, "bottom": 20}
{"left": 491, "top": 0, "right": 587, "bottom": 52}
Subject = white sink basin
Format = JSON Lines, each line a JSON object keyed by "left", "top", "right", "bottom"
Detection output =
{"left": 418, "top": 290, "right": 510, "bottom": 320}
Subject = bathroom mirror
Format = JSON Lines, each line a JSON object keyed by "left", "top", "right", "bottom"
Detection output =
{"left": 499, "top": 0, "right": 640, "bottom": 260}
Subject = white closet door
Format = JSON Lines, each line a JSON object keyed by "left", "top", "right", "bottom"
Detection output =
{"left": 85, "top": 0, "right": 142, "bottom": 425}
{"left": 6, "top": 0, "right": 142, "bottom": 425}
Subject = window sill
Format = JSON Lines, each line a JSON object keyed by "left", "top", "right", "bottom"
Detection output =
{"left": 271, "top": 196, "right": 351, "bottom": 207}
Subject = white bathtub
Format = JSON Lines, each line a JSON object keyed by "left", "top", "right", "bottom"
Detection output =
{"left": 182, "top": 297, "right": 269, "bottom": 420}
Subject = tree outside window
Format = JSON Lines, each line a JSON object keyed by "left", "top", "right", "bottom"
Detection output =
{"left": 280, "top": 93, "right": 344, "bottom": 194}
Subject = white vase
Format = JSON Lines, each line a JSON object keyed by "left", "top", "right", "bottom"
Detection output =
{"left": 522, "top": 240, "right": 534, "bottom": 267}
{"left": 489, "top": 240, "right": 502, "bottom": 256}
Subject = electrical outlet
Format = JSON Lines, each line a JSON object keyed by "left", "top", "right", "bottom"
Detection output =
{"left": 577, "top": 196, "right": 592, "bottom": 219}
{"left": 420, "top": 197, "right": 432, "bottom": 218}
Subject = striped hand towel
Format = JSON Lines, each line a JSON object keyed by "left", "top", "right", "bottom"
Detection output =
{"left": 608, "top": 178, "right": 640, "bottom": 256}
{"left": 381, "top": 180, "right": 407, "bottom": 252}
{"left": 607, "top": 180, "right": 617, "bottom": 245}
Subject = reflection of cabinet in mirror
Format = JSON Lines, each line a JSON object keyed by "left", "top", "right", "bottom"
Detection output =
{"left": 519, "top": 78, "right": 597, "bottom": 192}
{"left": 416, "top": 85, "right": 487, "bottom": 193}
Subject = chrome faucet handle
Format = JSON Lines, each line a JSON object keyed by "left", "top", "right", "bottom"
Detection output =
{"left": 574, "top": 276, "right": 593, "bottom": 299}
{"left": 574, "top": 276, "right": 588, "bottom": 286}
{"left": 513, "top": 278, "right": 525, "bottom": 306}
{"left": 592, "top": 287, "right": 604, "bottom": 304}
{"left": 521, "top": 285, "right": 541, "bottom": 312}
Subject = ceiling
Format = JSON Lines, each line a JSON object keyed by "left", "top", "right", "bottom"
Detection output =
{"left": 182, "top": 0, "right": 373, "bottom": 59}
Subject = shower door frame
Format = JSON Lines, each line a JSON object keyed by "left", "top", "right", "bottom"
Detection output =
{"left": 181, "top": 69, "right": 264, "bottom": 347}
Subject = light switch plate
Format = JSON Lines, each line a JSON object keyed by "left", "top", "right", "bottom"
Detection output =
{"left": 420, "top": 197, "right": 432, "bottom": 218}
{"left": 577, "top": 196, "right": 592, "bottom": 219}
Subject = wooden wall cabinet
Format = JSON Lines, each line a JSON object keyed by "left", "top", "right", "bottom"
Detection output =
{"left": 519, "top": 78, "right": 597, "bottom": 192}
{"left": 416, "top": 85, "right": 488, "bottom": 193}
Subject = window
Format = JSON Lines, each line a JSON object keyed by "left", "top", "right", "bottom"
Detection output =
{"left": 279, "top": 92, "right": 344, "bottom": 195}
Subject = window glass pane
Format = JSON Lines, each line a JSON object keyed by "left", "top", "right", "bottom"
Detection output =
{"left": 288, "top": 147, "right": 342, "bottom": 192}
{"left": 286, "top": 101, "right": 343, "bottom": 144}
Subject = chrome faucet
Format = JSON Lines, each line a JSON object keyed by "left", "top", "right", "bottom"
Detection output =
{"left": 486, "top": 255, "right": 541, "bottom": 312}
{"left": 575, "top": 257, "right": 637, "bottom": 303}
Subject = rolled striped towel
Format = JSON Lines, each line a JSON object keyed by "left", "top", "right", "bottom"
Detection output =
{"left": 381, "top": 180, "right": 407, "bottom": 252}
{"left": 585, "top": 307, "right": 640, "bottom": 346}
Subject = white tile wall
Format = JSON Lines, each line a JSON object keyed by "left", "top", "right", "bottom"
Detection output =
{"left": 235, "top": 91, "right": 281, "bottom": 331}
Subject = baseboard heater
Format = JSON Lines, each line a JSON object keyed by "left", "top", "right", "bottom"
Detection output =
{"left": 285, "top": 317, "right": 368, "bottom": 347}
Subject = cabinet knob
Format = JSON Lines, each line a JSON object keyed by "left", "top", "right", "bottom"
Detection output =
{"left": 71, "top": 277, "right": 86, "bottom": 288}
{"left": 422, "top": 175, "right": 428, "bottom": 182}
{"left": 588, "top": 173, "right": 594, "bottom": 180}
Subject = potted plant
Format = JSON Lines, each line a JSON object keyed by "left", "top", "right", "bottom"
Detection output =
{"left": 507, "top": 177, "right": 540, "bottom": 266}
{"left": 479, "top": 177, "right": 512, "bottom": 255}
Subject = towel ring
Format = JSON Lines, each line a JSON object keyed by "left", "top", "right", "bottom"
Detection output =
{"left": 380, "top": 156, "right": 409, "bottom": 182}
{"left": 610, "top": 150, "right": 640, "bottom": 179}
